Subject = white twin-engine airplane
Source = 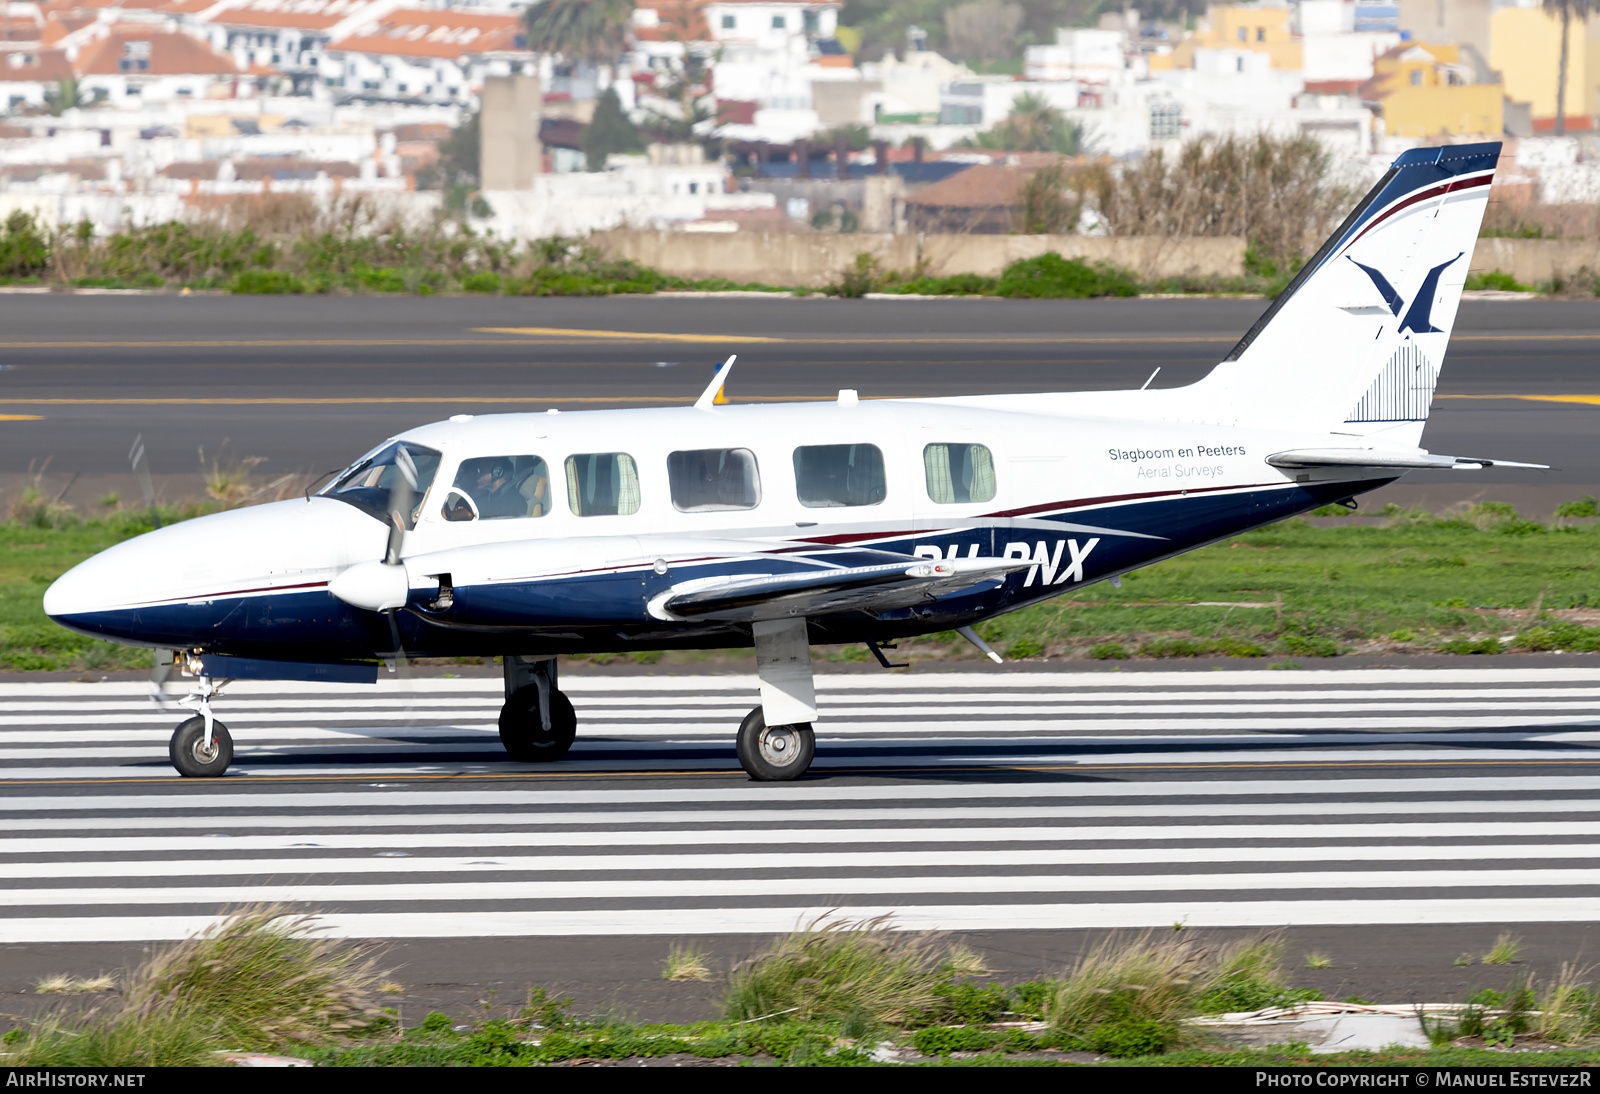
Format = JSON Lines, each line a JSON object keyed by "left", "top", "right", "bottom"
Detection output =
{"left": 45, "top": 141, "right": 1541, "bottom": 781}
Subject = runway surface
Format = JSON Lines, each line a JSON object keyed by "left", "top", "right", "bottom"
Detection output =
{"left": 5, "top": 666, "right": 1600, "bottom": 944}
{"left": 0, "top": 295, "right": 1593, "bottom": 504}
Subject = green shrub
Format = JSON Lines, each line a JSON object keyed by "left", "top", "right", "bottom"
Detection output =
{"left": 1006, "top": 637, "right": 1045, "bottom": 659}
{"left": 916, "top": 978, "right": 1012, "bottom": 1025}
{"left": 0, "top": 211, "right": 49, "bottom": 278}
{"left": 911, "top": 1025, "right": 1027, "bottom": 1056}
{"left": 1088, "top": 641, "right": 1129, "bottom": 660}
{"left": 1465, "top": 269, "right": 1530, "bottom": 292}
{"left": 995, "top": 252, "right": 1139, "bottom": 298}
{"left": 119, "top": 905, "right": 391, "bottom": 1051}
{"left": 723, "top": 913, "right": 957, "bottom": 1025}
{"left": 1281, "top": 634, "right": 1340, "bottom": 657}
{"left": 1438, "top": 637, "right": 1504, "bottom": 655}
{"left": 461, "top": 271, "right": 502, "bottom": 293}
{"left": 829, "top": 253, "right": 882, "bottom": 297}
{"left": 1089, "top": 1017, "right": 1178, "bottom": 1057}
{"left": 230, "top": 269, "right": 307, "bottom": 294}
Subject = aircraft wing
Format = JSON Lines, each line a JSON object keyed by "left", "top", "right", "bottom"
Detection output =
{"left": 1267, "top": 449, "right": 1549, "bottom": 471}
{"left": 655, "top": 556, "right": 1030, "bottom": 622}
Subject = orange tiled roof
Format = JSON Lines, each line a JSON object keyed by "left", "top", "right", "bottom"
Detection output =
{"left": 902, "top": 163, "right": 1037, "bottom": 208}
{"left": 40, "top": 0, "right": 169, "bottom": 13}
{"left": 328, "top": 10, "right": 523, "bottom": 59}
{"left": 209, "top": 0, "right": 372, "bottom": 31}
{"left": 74, "top": 27, "right": 240, "bottom": 75}
{"left": 41, "top": 13, "right": 93, "bottom": 44}
{"left": 0, "top": 47, "right": 73, "bottom": 82}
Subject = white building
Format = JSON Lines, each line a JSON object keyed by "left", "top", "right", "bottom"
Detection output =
{"left": 197, "top": 0, "right": 408, "bottom": 94}
{"left": 1024, "top": 28, "right": 1129, "bottom": 82}
{"left": 323, "top": 7, "right": 535, "bottom": 105}
{"left": 1294, "top": 0, "right": 1402, "bottom": 82}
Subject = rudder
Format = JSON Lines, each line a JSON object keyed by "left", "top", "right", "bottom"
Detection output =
{"left": 1191, "top": 142, "right": 1500, "bottom": 445}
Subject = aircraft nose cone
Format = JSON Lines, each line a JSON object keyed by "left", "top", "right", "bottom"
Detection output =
{"left": 44, "top": 498, "right": 387, "bottom": 641}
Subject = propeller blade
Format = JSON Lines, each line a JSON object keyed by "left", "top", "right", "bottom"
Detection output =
{"left": 129, "top": 434, "right": 161, "bottom": 529}
{"left": 148, "top": 648, "right": 175, "bottom": 709}
{"left": 384, "top": 445, "right": 417, "bottom": 566}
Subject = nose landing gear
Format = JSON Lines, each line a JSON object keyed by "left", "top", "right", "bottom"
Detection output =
{"left": 164, "top": 669, "right": 234, "bottom": 777}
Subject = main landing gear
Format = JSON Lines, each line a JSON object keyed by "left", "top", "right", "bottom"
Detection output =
{"left": 499, "top": 621, "right": 821, "bottom": 782}
{"left": 737, "top": 618, "right": 818, "bottom": 782}
{"left": 500, "top": 656, "right": 575, "bottom": 762}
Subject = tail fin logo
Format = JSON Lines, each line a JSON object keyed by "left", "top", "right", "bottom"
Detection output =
{"left": 1347, "top": 252, "right": 1463, "bottom": 335}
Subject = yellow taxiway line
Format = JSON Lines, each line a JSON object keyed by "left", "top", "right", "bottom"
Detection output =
{"left": 1, "top": 756, "right": 1589, "bottom": 788}
{"left": 0, "top": 330, "right": 1595, "bottom": 349}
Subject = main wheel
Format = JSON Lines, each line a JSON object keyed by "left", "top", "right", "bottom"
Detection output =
{"left": 499, "top": 685, "right": 577, "bottom": 762}
{"left": 169, "top": 716, "right": 232, "bottom": 778}
{"left": 735, "top": 707, "right": 815, "bottom": 781}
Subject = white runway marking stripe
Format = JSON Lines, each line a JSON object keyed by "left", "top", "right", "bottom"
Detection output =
{"left": 10, "top": 843, "right": 1600, "bottom": 882}
{"left": 5, "top": 868, "right": 1598, "bottom": 908}
{"left": 0, "top": 797, "right": 1587, "bottom": 833}
{"left": 10, "top": 897, "right": 1600, "bottom": 942}
{"left": 7, "top": 819, "right": 1600, "bottom": 856}
{"left": 8, "top": 774, "right": 1600, "bottom": 812}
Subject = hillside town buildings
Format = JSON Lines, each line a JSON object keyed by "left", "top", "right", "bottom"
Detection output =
{"left": 0, "top": 0, "right": 1591, "bottom": 238}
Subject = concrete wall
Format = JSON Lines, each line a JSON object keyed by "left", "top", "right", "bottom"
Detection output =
{"left": 595, "top": 231, "right": 1246, "bottom": 287}
{"left": 1472, "top": 237, "right": 1600, "bottom": 287}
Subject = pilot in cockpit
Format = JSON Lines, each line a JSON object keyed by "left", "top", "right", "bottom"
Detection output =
{"left": 443, "top": 456, "right": 550, "bottom": 521}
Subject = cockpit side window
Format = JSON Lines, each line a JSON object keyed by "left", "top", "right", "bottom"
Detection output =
{"left": 667, "top": 448, "right": 761, "bottom": 512}
{"left": 793, "top": 444, "right": 886, "bottom": 508}
{"left": 565, "top": 452, "right": 641, "bottom": 516}
{"left": 322, "top": 441, "right": 440, "bottom": 528}
{"left": 923, "top": 443, "right": 997, "bottom": 504}
{"left": 441, "top": 455, "right": 551, "bottom": 522}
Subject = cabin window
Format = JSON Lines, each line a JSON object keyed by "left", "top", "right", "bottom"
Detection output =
{"left": 566, "top": 452, "right": 641, "bottom": 516}
{"left": 792, "top": 444, "right": 885, "bottom": 507}
{"left": 322, "top": 440, "right": 441, "bottom": 528}
{"left": 668, "top": 448, "right": 761, "bottom": 511}
{"left": 923, "top": 443, "right": 996, "bottom": 504}
{"left": 441, "top": 454, "right": 550, "bottom": 522}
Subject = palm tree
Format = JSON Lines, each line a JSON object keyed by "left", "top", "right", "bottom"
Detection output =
{"left": 1543, "top": 0, "right": 1593, "bottom": 136}
{"left": 522, "top": 0, "right": 637, "bottom": 67}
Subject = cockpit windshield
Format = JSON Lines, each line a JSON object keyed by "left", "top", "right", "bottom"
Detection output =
{"left": 321, "top": 441, "right": 441, "bottom": 528}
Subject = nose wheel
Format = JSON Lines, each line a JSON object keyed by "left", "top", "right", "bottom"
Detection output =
{"left": 170, "top": 716, "right": 233, "bottom": 777}
{"left": 736, "top": 707, "right": 814, "bottom": 781}
{"left": 165, "top": 674, "right": 233, "bottom": 777}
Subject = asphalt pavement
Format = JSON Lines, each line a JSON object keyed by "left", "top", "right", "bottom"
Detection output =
{"left": 5, "top": 663, "right": 1600, "bottom": 1026}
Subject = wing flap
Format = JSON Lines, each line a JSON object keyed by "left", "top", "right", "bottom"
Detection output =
{"left": 1267, "top": 449, "right": 1549, "bottom": 471}
{"left": 656, "top": 557, "right": 1029, "bottom": 622}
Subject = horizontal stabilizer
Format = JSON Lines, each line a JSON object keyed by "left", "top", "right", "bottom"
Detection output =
{"left": 656, "top": 556, "right": 1029, "bottom": 622}
{"left": 1267, "top": 449, "right": 1549, "bottom": 471}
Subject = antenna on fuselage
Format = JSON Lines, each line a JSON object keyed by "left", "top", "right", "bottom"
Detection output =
{"left": 694, "top": 354, "right": 737, "bottom": 409}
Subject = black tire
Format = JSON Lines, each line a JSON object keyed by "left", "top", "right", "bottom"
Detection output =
{"left": 499, "top": 686, "right": 577, "bottom": 762}
{"left": 735, "top": 706, "right": 815, "bottom": 781}
{"left": 169, "top": 716, "right": 232, "bottom": 778}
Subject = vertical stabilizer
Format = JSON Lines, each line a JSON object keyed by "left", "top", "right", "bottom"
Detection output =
{"left": 1191, "top": 143, "right": 1500, "bottom": 444}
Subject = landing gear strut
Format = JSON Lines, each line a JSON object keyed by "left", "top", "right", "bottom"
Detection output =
{"left": 500, "top": 656, "right": 576, "bottom": 762}
{"left": 737, "top": 618, "right": 818, "bottom": 781}
{"left": 167, "top": 672, "right": 233, "bottom": 777}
